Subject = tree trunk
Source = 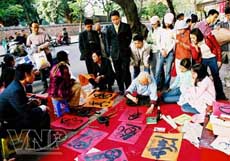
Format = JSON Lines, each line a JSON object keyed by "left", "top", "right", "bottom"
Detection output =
{"left": 111, "top": 0, "right": 148, "bottom": 38}
{"left": 166, "top": 0, "right": 176, "bottom": 16}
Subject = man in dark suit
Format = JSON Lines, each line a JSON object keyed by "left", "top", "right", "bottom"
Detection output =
{"left": 89, "top": 51, "right": 115, "bottom": 91}
{"left": 79, "top": 19, "right": 101, "bottom": 74}
{"left": 0, "top": 64, "right": 50, "bottom": 146}
{"left": 106, "top": 10, "right": 132, "bottom": 94}
{"left": 95, "top": 22, "right": 109, "bottom": 58}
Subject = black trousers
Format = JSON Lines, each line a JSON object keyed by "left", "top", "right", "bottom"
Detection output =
{"left": 126, "top": 95, "right": 151, "bottom": 106}
{"left": 113, "top": 57, "right": 131, "bottom": 92}
{"left": 85, "top": 57, "right": 94, "bottom": 74}
{"left": 89, "top": 77, "right": 114, "bottom": 90}
{"left": 5, "top": 108, "right": 51, "bottom": 148}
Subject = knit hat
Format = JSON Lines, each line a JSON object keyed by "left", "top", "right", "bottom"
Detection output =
{"left": 164, "top": 13, "right": 174, "bottom": 24}
{"left": 175, "top": 20, "right": 188, "bottom": 30}
{"left": 150, "top": 16, "right": 160, "bottom": 25}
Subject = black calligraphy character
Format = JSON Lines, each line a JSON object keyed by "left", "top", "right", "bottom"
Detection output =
{"left": 89, "top": 100, "right": 111, "bottom": 107}
{"left": 219, "top": 105, "right": 230, "bottom": 115}
{"left": 84, "top": 148, "right": 122, "bottom": 161}
{"left": 60, "top": 117, "right": 83, "bottom": 126}
{"left": 149, "top": 135, "right": 178, "bottom": 159}
{"left": 67, "top": 129, "right": 103, "bottom": 150}
{"left": 94, "top": 93, "right": 112, "bottom": 99}
{"left": 128, "top": 111, "right": 141, "bottom": 120}
{"left": 116, "top": 124, "right": 141, "bottom": 140}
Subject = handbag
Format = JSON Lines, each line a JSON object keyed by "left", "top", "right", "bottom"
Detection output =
{"left": 33, "top": 51, "right": 51, "bottom": 70}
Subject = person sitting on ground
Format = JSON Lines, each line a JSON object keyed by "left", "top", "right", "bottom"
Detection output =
{"left": 0, "top": 67, "right": 15, "bottom": 92}
{"left": 1, "top": 54, "right": 15, "bottom": 73}
{"left": 48, "top": 50, "right": 82, "bottom": 109}
{"left": 178, "top": 63, "right": 216, "bottom": 114}
{"left": 0, "top": 55, "right": 16, "bottom": 93}
{"left": 125, "top": 71, "right": 158, "bottom": 114}
{"left": 0, "top": 63, "right": 50, "bottom": 146}
{"left": 162, "top": 58, "right": 192, "bottom": 103}
{"left": 1, "top": 54, "right": 33, "bottom": 93}
{"left": 130, "top": 34, "right": 151, "bottom": 78}
{"left": 89, "top": 51, "right": 115, "bottom": 91}
{"left": 62, "top": 27, "right": 69, "bottom": 45}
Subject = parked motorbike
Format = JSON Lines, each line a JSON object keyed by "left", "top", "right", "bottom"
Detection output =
{"left": 7, "top": 41, "right": 28, "bottom": 57}
{"left": 56, "top": 34, "right": 71, "bottom": 46}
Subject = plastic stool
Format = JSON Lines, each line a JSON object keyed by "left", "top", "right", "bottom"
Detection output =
{"left": 51, "top": 98, "right": 70, "bottom": 117}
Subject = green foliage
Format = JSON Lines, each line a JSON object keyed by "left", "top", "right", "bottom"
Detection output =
{"left": 0, "top": 0, "right": 39, "bottom": 26}
{"left": 68, "top": 0, "right": 90, "bottom": 22}
{"left": 68, "top": 1, "right": 84, "bottom": 21}
{"left": 36, "top": 0, "right": 62, "bottom": 23}
{"left": 0, "top": 1, "right": 24, "bottom": 26}
{"left": 142, "top": 2, "right": 168, "bottom": 19}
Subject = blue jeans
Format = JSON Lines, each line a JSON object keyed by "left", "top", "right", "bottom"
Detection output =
{"left": 162, "top": 87, "right": 181, "bottom": 103}
{"left": 181, "top": 103, "right": 199, "bottom": 114}
{"left": 202, "top": 57, "right": 225, "bottom": 98}
{"left": 155, "top": 51, "right": 174, "bottom": 89}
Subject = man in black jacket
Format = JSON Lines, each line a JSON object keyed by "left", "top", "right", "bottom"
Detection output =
{"left": 89, "top": 51, "right": 115, "bottom": 91}
{"left": 79, "top": 19, "right": 101, "bottom": 74}
{"left": 95, "top": 22, "right": 109, "bottom": 58}
{"left": 106, "top": 10, "right": 132, "bottom": 95}
{"left": 0, "top": 64, "right": 50, "bottom": 147}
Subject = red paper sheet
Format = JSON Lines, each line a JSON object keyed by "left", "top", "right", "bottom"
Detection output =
{"left": 118, "top": 107, "right": 146, "bottom": 123}
{"left": 63, "top": 128, "right": 108, "bottom": 153}
{"left": 51, "top": 114, "right": 89, "bottom": 130}
{"left": 108, "top": 122, "right": 146, "bottom": 144}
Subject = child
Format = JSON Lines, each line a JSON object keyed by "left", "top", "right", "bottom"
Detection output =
{"left": 162, "top": 58, "right": 192, "bottom": 103}
{"left": 190, "top": 28, "right": 227, "bottom": 100}
{"left": 178, "top": 64, "right": 215, "bottom": 114}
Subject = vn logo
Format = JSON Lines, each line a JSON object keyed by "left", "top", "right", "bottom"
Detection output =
{"left": 6, "top": 129, "right": 67, "bottom": 154}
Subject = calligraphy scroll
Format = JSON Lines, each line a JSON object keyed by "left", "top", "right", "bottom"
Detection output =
{"left": 78, "top": 147, "right": 128, "bottom": 161}
{"left": 118, "top": 108, "right": 146, "bottom": 123}
{"left": 84, "top": 91, "right": 117, "bottom": 108}
{"left": 211, "top": 136, "right": 230, "bottom": 155}
{"left": 108, "top": 122, "right": 146, "bottom": 144}
{"left": 173, "top": 114, "right": 192, "bottom": 125}
{"left": 142, "top": 133, "right": 183, "bottom": 161}
{"left": 51, "top": 114, "right": 89, "bottom": 130}
{"left": 63, "top": 128, "right": 108, "bottom": 153}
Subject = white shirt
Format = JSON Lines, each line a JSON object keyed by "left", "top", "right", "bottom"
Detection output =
{"left": 159, "top": 28, "right": 176, "bottom": 54}
{"left": 198, "top": 40, "right": 215, "bottom": 59}
{"left": 130, "top": 41, "right": 151, "bottom": 67}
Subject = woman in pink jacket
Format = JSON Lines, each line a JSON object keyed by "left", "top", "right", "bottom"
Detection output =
{"left": 178, "top": 63, "right": 216, "bottom": 114}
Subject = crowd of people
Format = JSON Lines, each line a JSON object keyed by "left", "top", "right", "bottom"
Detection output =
{"left": 0, "top": 8, "right": 230, "bottom": 156}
